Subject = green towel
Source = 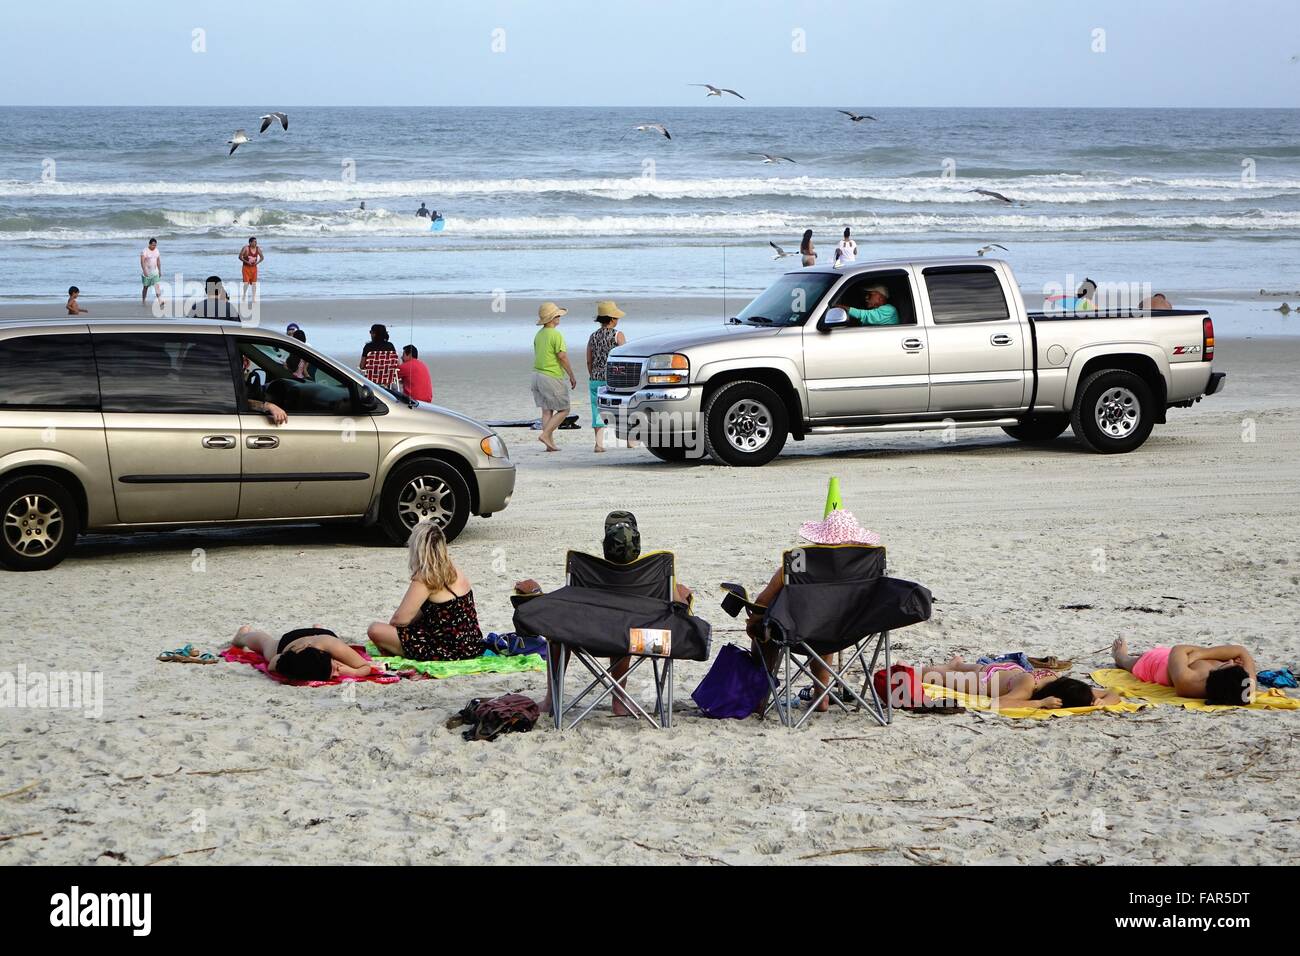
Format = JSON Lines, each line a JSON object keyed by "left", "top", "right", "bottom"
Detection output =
{"left": 366, "top": 643, "right": 546, "bottom": 679}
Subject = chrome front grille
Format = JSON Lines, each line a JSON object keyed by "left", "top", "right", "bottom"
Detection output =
{"left": 604, "top": 360, "right": 643, "bottom": 391}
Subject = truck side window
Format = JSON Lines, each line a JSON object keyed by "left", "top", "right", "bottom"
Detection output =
{"left": 0, "top": 333, "right": 100, "bottom": 410}
{"left": 923, "top": 268, "right": 1011, "bottom": 324}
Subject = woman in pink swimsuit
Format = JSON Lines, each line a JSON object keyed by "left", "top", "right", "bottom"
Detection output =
{"left": 922, "top": 656, "right": 1119, "bottom": 710}
{"left": 1112, "top": 638, "right": 1256, "bottom": 705}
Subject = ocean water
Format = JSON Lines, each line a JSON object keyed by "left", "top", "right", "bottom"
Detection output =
{"left": 2, "top": 106, "right": 1299, "bottom": 316}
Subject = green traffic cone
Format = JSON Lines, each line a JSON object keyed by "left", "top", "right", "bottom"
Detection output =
{"left": 823, "top": 476, "right": 842, "bottom": 518}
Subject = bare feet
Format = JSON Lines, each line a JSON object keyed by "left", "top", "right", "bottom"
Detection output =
{"left": 1111, "top": 637, "right": 1139, "bottom": 671}
{"left": 233, "top": 625, "right": 254, "bottom": 647}
{"left": 612, "top": 697, "right": 633, "bottom": 717}
{"left": 538, "top": 434, "right": 559, "bottom": 452}
{"left": 593, "top": 445, "right": 606, "bottom": 453}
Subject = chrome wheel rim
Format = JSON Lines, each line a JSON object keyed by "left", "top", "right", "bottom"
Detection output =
{"left": 1095, "top": 386, "right": 1140, "bottom": 439}
{"left": 723, "top": 398, "right": 773, "bottom": 453}
{"left": 4, "top": 493, "right": 64, "bottom": 557}
{"left": 396, "top": 475, "right": 454, "bottom": 529}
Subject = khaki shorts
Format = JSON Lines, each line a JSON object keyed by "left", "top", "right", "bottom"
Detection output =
{"left": 531, "top": 371, "right": 570, "bottom": 412}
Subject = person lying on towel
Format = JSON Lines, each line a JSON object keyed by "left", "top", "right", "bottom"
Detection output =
{"left": 232, "top": 625, "right": 380, "bottom": 681}
{"left": 921, "top": 655, "right": 1120, "bottom": 710}
{"left": 514, "top": 510, "right": 692, "bottom": 717}
{"left": 1111, "top": 638, "right": 1256, "bottom": 705}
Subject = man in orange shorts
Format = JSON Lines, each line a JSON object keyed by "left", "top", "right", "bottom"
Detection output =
{"left": 238, "top": 236, "right": 264, "bottom": 310}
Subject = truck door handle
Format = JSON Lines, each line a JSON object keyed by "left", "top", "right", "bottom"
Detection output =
{"left": 201, "top": 435, "right": 235, "bottom": 449}
{"left": 246, "top": 435, "right": 280, "bottom": 449}
{"left": 902, "top": 338, "right": 924, "bottom": 351}
{"left": 990, "top": 333, "right": 1013, "bottom": 346}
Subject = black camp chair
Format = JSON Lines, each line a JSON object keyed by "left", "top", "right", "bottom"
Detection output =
{"left": 720, "top": 544, "right": 932, "bottom": 729}
{"left": 512, "top": 550, "right": 710, "bottom": 731}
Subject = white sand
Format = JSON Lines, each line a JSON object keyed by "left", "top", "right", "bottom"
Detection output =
{"left": 1, "top": 305, "right": 1297, "bottom": 865}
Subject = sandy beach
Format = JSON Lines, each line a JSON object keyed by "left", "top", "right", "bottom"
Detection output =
{"left": 1, "top": 294, "right": 1297, "bottom": 866}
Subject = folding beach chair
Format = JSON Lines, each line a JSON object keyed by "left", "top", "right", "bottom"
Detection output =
{"left": 512, "top": 550, "right": 710, "bottom": 731}
{"left": 720, "top": 544, "right": 932, "bottom": 729}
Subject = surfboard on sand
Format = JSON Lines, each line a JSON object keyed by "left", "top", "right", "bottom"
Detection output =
{"left": 485, "top": 414, "right": 580, "bottom": 431}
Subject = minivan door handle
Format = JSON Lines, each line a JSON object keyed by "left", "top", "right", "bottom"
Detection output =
{"left": 246, "top": 435, "right": 280, "bottom": 449}
{"left": 902, "top": 338, "right": 925, "bottom": 351}
{"left": 990, "top": 333, "right": 1013, "bottom": 346}
{"left": 201, "top": 435, "right": 236, "bottom": 449}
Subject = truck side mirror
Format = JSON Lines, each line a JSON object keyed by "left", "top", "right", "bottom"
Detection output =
{"left": 822, "top": 307, "right": 849, "bottom": 331}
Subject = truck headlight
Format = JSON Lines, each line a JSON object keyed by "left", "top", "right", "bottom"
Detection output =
{"left": 480, "top": 434, "right": 509, "bottom": 459}
{"left": 647, "top": 353, "right": 689, "bottom": 385}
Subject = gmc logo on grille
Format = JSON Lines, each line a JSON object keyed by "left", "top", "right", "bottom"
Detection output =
{"left": 605, "top": 361, "right": 642, "bottom": 389}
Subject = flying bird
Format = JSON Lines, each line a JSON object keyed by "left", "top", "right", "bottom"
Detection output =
{"left": 838, "top": 110, "right": 878, "bottom": 122}
{"left": 970, "top": 188, "right": 1017, "bottom": 204}
{"left": 227, "top": 129, "right": 250, "bottom": 155}
{"left": 691, "top": 83, "right": 745, "bottom": 100}
{"left": 755, "top": 153, "right": 797, "bottom": 164}
{"left": 634, "top": 123, "right": 671, "bottom": 140}
{"left": 976, "top": 243, "right": 1009, "bottom": 256}
{"left": 259, "top": 112, "right": 289, "bottom": 133}
{"left": 768, "top": 241, "right": 796, "bottom": 259}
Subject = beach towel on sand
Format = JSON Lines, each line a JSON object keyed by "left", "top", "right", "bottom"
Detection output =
{"left": 1092, "top": 668, "right": 1300, "bottom": 712}
{"left": 365, "top": 643, "right": 546, "bottom": 679}
{"left": 921, "top": 682, "right": 1148, "bottom": 719}
{"left": 220, "top": 644, "right": 399, "bottom": 687}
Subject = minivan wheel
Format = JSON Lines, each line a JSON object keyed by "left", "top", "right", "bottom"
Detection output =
{"left": 378, "top": 458, "right": 471, "bottom": 545}
{"left": 0, "top": 475, "right": 79, "bottom": 571}
{"left": 1070, "top": 369, "right": 1155, "bottom": 453}
{"left": 703, "top": 380, "right": 789, "bottom": 466}
{"left": 1002, "top": 414, "right": 1070, "bottom": 443}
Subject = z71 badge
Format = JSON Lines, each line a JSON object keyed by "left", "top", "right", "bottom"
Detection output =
{"left": 1172, "top": 345, "right": 1202, "bottom": 355}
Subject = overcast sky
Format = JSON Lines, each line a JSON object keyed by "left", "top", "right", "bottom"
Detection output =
{"left": 3, "top": 0, "right": 1298, "bottom": 107}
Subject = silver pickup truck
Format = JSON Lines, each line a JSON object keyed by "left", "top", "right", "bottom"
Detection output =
{"left": 599, "top": 257, "right": 1225, "bottom": 465}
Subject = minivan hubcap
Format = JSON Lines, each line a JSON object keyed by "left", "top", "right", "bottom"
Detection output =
{"left": 4, "top": 493, "right": 64, "bottom": 556}
{"left": 397, "top": 476, "right": 453, "bottom": 528}
{"left": 1094, "top": 387, "right": 1140, "bottom": 439}
{"left": 723, "top": 399, "right": 773, "bottom": 453}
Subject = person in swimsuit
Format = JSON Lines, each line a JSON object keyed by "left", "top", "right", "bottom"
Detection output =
{"left": 367, "top": 521, "right": 483, "bottom": 661}
{"left": 238, "top": 236, "right": 264, "bottom": 309}
{"left": 231, "top": 625, "right": 380, "bottom": 681}
{"left": 66, "top": 286, "right": 88, "bottom": 315}
{"left": 1111, "top": 638, "right": 1256, "bottom": 705}
{"left": 140, "top": 238, "right": 164, "bottom": 307}
{"left": 799, "top": 229, "right": 816, "bottom": 267}
{"left": 921, "top": 655, "right": 1119, "bottom": 709}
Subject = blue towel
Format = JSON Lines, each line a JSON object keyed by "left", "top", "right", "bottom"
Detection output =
{"left": 976, "top": 652, "right": 1032, "bottom": 672}
{"left": 484, "top": 632, "right": 549, "bottom": 659}
{"left": 1258, "top": 668, "right": 1298, "bottom": 689}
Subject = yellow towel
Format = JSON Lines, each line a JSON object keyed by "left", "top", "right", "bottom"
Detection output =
{"left": 1092, "top": 668, "right": 1300, "bottom": 712}
{"left": 921, "top": 682, "right": 1147, "bottom": 720}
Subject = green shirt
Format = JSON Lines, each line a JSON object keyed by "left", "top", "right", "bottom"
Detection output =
{"left": 533, "top": 326, "right": 568, "bottom": 378}
{"left": 847, "top": 304, "right": 900, "bottom": 326}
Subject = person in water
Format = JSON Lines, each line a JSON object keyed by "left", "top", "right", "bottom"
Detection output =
{"left": 1111, "top": 638, "right": 1256, "bottom": 705}
{"left": 232, "top": 625, "right": 380, "bottom": 681}
{"left": 415, "top": 202, "right": 432, "bottom": 219}
{"left": 367, "top": 521, "right": 484, "bottom": 662}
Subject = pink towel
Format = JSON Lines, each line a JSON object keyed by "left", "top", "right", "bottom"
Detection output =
{"left": 220, "top": 644, "right": 400, "bottom": 687}
{"left": 1131, "top": 645, "right": 1173, "bottom": 686}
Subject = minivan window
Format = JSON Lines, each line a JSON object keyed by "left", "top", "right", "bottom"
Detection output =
{"left": 239, "top": 340, "right": 356, "bottom": 415}
{"left": 94, "top": 334, "right": 238, "bottom": 414}
{"left": 923, "top": 268, "right": 1011, "bottom": 324}
{"left": 0, "top": 333, "right": 99, "bottom": 410}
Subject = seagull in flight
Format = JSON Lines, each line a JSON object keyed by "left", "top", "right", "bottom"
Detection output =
{"left": 259, "top": 112, "right": 289, "bottom": 133}
{"left": 970, "top": 188, "right": 1017, "bottom": 204}
{"left": 838, "top": 110, "right": 878, "bottom": 122}
{"left": 755, "top": 153, "right": 797, "bottom": 164}
{"left": 768, "top": 241, "right": 796, "bottom": 260}
{"left": 976, "top": 243, "right": 1009, "bottom": 256}
{"left": 634, "top": 123, "right": 671, "bottom": 140}
{"left": 691, "top": 83, "right": 745, "bottom": 100}
{"left": 227, "top": 129, "right": 250, "bottom": 156}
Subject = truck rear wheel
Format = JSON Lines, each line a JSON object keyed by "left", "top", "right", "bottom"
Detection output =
{"left": 1002, "top": 414, "right": 1070, "bottom": 443}
{"left": 703, "top": 380, "right": 788, "bottom": 466}
{"left": 1070, "top": 370, "right": 1155, "bottom": 453}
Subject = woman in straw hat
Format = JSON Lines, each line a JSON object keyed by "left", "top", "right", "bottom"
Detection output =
{"left": 532, "top": 302, "right": 578, "bottom": 451}
{"left": 745, "top": 509, "right": 882, "bottom": 712}
{"left": 587, "top": 300, "right": 627, "bottom": 453}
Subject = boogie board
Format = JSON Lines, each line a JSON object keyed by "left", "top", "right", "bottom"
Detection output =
{"left": 430, "top": 216, "right": 445, "bottom": 232}
{"left": 485, "top": 414, "right": 580, "bottom": 431}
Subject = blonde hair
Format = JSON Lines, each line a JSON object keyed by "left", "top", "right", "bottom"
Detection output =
{"left": 407, "top": 521, "right": 456, "bottom": 592}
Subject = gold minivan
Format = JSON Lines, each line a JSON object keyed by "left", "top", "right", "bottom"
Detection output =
{"left": 0, "top": 318, "right": 515, "bottom": 570}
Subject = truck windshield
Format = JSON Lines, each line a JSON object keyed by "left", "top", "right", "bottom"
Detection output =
{"left": 735, "top": 272, "right": 838, "bottom": 327}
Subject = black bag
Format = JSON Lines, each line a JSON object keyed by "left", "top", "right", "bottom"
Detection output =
{"left": 512, "top": 585, "right": 711, "bottom": 661}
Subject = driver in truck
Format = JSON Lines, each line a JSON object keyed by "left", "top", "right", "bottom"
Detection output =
{"left": 846, "top": 284, "right": 900, "bottom": 326}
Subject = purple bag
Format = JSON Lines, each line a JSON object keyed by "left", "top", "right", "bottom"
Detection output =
{"left": 691, "top": 643, "right": 770, "bottom": 719}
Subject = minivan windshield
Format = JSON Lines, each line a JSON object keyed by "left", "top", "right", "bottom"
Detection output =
{"left": 735, "top": 272, "right": 838, "bottom": 327}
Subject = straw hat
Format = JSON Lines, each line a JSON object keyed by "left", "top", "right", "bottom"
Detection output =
{"left": 797, "top": 509, "right": 881, "bottom": 546}
{"left": 595, "top": 300, "right": 626, "bottom": 322}
{"left": 537, "top": 302, "right": 568, "bottom": 325}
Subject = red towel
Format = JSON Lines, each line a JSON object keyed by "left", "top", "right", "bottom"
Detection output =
{"left": 220, "top": 644, "right": 400, "bottom": 687}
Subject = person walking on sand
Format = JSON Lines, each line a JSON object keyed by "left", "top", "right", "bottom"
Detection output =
{"left": 139, "top": 238, "right": 164, "bottom": 308}
{"left": 238, "top": 236, "right": 264, "bottom": 307}
{"left": 836, "top": 226, "right": 857, "bottom": 265}
{"left": 800, "top": 229, "right": 816, "bottom": 267}
{"left": 587, "top": 300, "right": 626, "bottom": 453}
{"left": 532, "top": 302, "right": 577, "bottom": 452}
{"left": 66, "top": 286, "right": 88, "bottom": 315}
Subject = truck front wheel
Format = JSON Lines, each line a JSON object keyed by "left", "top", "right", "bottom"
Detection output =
{"left": 703, "top": 380, "right": 789, "bottom": 466}
{"left": 1002, "top": 414, "right": 1070, "bottom": 443}
{"left": 1070, "top": 370, "right": 1155, "bottom": 453}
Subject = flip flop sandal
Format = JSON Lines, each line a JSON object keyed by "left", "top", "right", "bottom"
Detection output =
{"left": 157, "top": 644, "right": 219, "bottom": 664}
{"left": 1028, "top": 656, "right": 1073, "bottom": 670}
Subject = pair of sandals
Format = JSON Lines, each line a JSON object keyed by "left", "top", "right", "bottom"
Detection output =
{"left": 157, "top": 643, "right": 219, "bottom": 664}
